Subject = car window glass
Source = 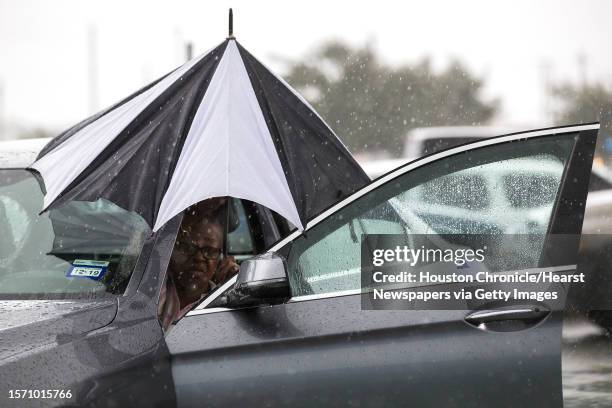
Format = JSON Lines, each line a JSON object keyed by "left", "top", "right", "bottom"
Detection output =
{"left": 0, "top": 170, "right": 150, "bottom": 299}
{"left": 0, "top": 196, "right": 29, "bottom": 243}
{"left": 286, "top": 136, "right": 574, "bottom": 297}
{"left": 419, "top": 174, "right": 489, "bottom": 210}
{"left": 296, "top": 211, "right": 407, "bottom": 295}
{"left": 227, "top": 199, "right": 254, "bottom": 255}
{"left": 403, "top": 157, "right": 564, "bottom": 235}
{"left": 504, "top": 174, "right": 560, "bottom": 208}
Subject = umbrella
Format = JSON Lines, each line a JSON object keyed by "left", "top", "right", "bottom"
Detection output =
{"left": 47, "top": 200, "right": 149, "bottom": 257}
{"left": 29, "top": 10, "right": 368, "bottom": 233}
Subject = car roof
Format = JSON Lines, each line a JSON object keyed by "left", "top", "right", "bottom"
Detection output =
{"left": 0, "top": 137, "right": 50, "bottom": 168}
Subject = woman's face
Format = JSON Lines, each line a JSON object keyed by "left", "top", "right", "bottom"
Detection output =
{"left": 169, "top": 215, "right": 223, "bottom": 303}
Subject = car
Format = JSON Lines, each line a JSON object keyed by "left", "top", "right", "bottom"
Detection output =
{"left": 0, "top": 124, "right": 600, "bottom": 407}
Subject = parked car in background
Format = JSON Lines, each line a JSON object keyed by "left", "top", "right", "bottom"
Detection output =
{"left": 363, "top": 126, "right": 612, "bottom": 234}
{"left": 403, "top": 126, "right": 516, "bottom": 160}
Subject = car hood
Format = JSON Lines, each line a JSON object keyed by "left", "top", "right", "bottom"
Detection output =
{"left": 0, "top": 299, "right": 117, "bottom": 363}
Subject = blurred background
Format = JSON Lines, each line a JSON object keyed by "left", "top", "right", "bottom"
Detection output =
{"left": 1, "top": 0, "right": 612, "bottom": 165}
{"left": 2, "top": 1, "right": 612, "bottom": 405}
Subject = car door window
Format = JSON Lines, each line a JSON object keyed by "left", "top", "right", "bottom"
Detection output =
{"left": 286, "top": 135, "right": 575, "bottom": 297}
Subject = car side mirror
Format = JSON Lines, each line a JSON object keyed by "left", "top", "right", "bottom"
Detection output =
{"left": 222, "top": 252, "right": 291, "bottom": 307}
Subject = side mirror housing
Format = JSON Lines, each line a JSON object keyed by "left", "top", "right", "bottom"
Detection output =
{"left": 224, "top": 252, "right": 291, "bottom": 307}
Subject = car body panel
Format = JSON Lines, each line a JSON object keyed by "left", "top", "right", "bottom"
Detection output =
{"left": 0, "top": 299, "right": 117, "bottom": 363}
{"left": 170, "top": 297, "right": 564, "bottom": 407}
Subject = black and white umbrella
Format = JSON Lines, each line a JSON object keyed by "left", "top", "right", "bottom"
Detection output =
{"left": 29, "top": 12, "right": 368, "bottom": 232}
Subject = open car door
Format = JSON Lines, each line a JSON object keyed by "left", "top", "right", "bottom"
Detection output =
{"left": 167, "top": 124, "right": 598, "bottom": 407}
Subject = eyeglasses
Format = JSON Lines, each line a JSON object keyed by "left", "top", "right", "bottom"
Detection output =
{"left": 177, "top": 241, "right": 222, "bottom": 261}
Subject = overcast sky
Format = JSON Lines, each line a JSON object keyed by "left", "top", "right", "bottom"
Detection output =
{"left": 1, "top": 0, "right": 611, "bottom": 134}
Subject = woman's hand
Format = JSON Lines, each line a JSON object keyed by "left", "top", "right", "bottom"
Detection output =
{"left": 215, "top": 255, "right": 240, "bottom": 284}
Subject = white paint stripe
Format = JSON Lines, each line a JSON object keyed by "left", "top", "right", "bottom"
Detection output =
{"left": 154, "top": 40, "right": 303, "bottom": 232}
{"left": 31, "top": 52, "right": 210, "bottom": 211}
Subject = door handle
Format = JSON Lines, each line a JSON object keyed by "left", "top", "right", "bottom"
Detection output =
{"left": 465, "top": 307, "right": 550, "bottom": 327}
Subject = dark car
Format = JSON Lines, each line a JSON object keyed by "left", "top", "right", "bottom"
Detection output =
{"left": 0, "top": 124, "right": 600, "bottom": 407}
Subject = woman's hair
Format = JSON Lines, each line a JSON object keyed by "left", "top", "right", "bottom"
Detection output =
{"left": 184, "top": 197, "right": 239, "bottom": 233}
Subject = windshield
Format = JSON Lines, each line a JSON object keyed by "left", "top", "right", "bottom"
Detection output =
{"left": 0, "top": 169, "right": 151, "bottom": 299}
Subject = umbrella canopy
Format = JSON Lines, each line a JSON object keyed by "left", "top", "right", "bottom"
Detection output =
{"left": 29, "top": 36, "right": 369, "bottom": 232}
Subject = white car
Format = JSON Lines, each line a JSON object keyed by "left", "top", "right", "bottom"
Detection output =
{"left": 363, "top": 127, "right": 612, "bottom": 236}
{"left": 362, "top": 155, "right": 612, "bottom": 235}
{"left": 0, "top": 137, "right": 49, "bottom": 168}
{"left": 403, "top": 126, "right": 516, "bottom": 160}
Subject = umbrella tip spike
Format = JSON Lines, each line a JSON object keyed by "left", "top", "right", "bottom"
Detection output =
{"left": 228, "top": 8, "right": 234, "bottom": 39}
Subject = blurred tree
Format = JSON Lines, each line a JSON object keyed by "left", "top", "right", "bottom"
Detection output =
{"left": 17, "top": 127, "right": 52, "bottom": 140}
{"left": 283, "top": 41, "right": 499, "bottom": 156}
{"left": 553, "top": 82, "right": 612, "bottom": 125}
{"left": 552, "top": 82, "right": 612, "bottom": 165}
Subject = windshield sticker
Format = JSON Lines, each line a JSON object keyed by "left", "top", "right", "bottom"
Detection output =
{"left": 66, "top": 260, "right": 109, "bottom": 280}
